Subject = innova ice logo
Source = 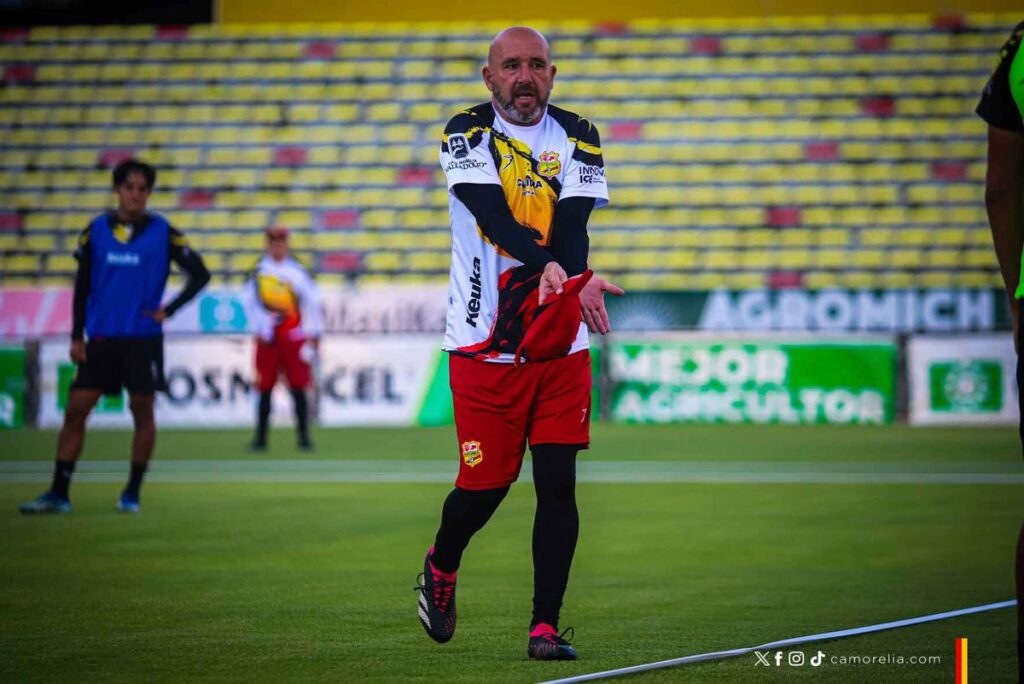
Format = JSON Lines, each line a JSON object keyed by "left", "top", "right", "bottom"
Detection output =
{"left": 929, "top": 360, "right": 1002, "bottom": 413}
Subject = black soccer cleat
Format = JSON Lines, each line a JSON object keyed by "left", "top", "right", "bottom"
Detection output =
{"left": 414, "top": 547, "right": 457, "bottom": 643}
{"left": 528, "top": 624, "right": 577, "bottom": 660}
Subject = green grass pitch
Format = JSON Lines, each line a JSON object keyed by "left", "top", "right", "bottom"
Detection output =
{"left": 0, "top": 423, "right": 1021, "bottom": 682}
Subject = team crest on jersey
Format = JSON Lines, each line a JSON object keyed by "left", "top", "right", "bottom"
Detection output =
{"left": 461, "top": 440, "right": 483, "bottom": 467}
{"left": 537, "top": 151, "right": 561, "bottom": 179}
{"left": 448, "top": 134, "right": 469, "bottom": 159}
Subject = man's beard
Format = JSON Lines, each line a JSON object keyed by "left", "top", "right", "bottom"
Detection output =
{"left": 491, "top": 84, "right": 547, "bottom": 124}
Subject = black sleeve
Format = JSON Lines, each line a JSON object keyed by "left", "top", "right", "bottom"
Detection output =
{"left": 70, "top": 226, "right": 91, "bottom": 341}
{"left": 976, "top": 21, "right": 1024, "bottom": 132}
{"left": 547, "top": 197, "right": 594, "bottom": 277}
{"left": 452, "top": 183, "right": 554, "bottom": 271}
{"left": 163, "top": 226, "right": 211, "bottom": 317}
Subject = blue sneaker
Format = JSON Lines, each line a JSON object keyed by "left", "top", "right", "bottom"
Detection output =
{"left": 18, "top": 491, "right": 71, "bottom": 514}
{"left": 116, "top": 490, "right": 140, "bottom": 514}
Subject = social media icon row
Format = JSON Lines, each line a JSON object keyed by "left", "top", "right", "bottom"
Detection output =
{"left": 755, "top": 650, "right": 826, "bottom": 667}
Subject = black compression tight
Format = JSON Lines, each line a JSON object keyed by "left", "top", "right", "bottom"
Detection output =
{"left": 428, "top": 443, "right": 580, "bottom": 631}
{"left": 530, "top": 443, "right": 579, "bottom": 630}
{"left": 431, "top": 485, "right": 510, "bottom": 573}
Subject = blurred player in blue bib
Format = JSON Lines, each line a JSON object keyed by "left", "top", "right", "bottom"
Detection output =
{"left": 19, "top": 159, "right": 210, "bottom": 515}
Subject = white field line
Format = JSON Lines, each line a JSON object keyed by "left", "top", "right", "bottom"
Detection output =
{"left": 0, "top": 460, "right": 1021, "bottom": 484}
{"left": 538, "top": 600, "right": 1018, "bottom": 684}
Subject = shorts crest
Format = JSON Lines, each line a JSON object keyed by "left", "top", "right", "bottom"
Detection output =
{"left": 461, "top": 440, "right": 483, "bottom": 467}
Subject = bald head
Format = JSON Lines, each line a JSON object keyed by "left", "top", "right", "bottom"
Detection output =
{"left": 488, "top": 26, "right": 550, "bottom": 67}
{"left": 483, "top": 26, "right": 556, "bottom": 125}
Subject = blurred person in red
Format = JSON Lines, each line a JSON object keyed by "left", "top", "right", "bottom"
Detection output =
{"left": 242, "top": 227, "right": 323, "bottom": 451}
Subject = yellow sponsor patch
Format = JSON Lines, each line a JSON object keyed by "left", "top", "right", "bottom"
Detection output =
{"left": 461, "top": 440, "right": 483, "bottom": 467}
{"left": 537, "top": 151, "right": 561, "bottom": 179}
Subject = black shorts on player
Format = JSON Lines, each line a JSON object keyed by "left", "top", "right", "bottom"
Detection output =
{"left": 71, "top": 336, "right": 166, "bottom": 396}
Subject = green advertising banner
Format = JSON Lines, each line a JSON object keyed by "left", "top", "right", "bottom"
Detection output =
{"left": 928, "top": 361, "right": 1002, "bottom": 413}
{"left": 907, "top": 336, "right": 1016, "bottom": 425}
{"left": 609, "top": 338, "right": 896, "bottom": 425}
{"left": 0, "top": 346, "right": 25, "bottom": 429}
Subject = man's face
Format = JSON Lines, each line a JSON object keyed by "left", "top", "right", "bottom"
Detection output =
{"left": 115, "top": 172, "right": 151, "bottom": 217}
{"left": 267, "top": 234, "right": 289, "bottom": 260}
{"left": 483, "top": 29, "right": 556, "bottom": 125}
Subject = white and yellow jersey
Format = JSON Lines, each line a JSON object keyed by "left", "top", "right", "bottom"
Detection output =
{"left": 242, "top": 255, "right": 323, "bottom": 342}
{"left": 439, "top": 102, "right": 609, "bottom": 362}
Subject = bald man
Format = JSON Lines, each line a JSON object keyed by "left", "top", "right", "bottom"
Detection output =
{"left": 414, "top": 26, "right": 623, "bottom": 660}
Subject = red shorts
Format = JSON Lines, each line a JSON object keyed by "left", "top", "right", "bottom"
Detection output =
{"left": 449, "top": 350, "right": 591, "bottom": 490}
{"left": 255, "top": 330, "right": 311, "bottom": 392}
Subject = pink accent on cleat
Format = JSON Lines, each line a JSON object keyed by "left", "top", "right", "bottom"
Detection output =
{"left": 426, "top": 546, "right": 458, "bottom": 582}
{"left": 530, "top": 622, "right": 558, "bottom": 638}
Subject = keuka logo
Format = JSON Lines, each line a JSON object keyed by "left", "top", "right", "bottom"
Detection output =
{"left": 465, "top": 257, "right": 482, "bottom": 327}
{"left": 461, "top": 440, "right": 483, "bottom": 467}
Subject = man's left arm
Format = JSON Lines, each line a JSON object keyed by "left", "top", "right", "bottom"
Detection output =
{"left": 557, "top": 119, "right": 624, "bottom": 333}
{"left": 548, "top": 197, "right": 593, "bottom": 277}
{"left": 157, "top": 227, "right": 211, "bottom": 320}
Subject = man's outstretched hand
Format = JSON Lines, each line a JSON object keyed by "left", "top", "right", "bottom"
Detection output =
{"left": 580, "top": 275, "right": 625, "bottom": 334}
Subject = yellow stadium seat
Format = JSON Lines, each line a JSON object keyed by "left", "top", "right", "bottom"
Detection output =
{"left": 406, "top": 251, "right": 449, "bottom": 271}
{"left": 5, "top": 255, "right": 41, "bottom": 273}
{"left": 919, "top": 272, "right": 955, "bottom": 288}
{"left": 963, "top": 249, "right": 997, "bottom": 268}
{"left": 954, "top": 271, "right": 996, "bottom": 288}
{"left": 22, "top": 234, "right": 56, "bottom": 251}
{"left": 815, "top": 249, "right": 849, "bottom": 268}
{"left": 839, "top": 272, "right": 878, "bottom": 289}
{"left": 878, "top": 272, "right": 915, "bottom": 288}
{"left": 365, "top": 252, "right": 403, "bottom": 271}
{"left": 931, "top": 228, "right": 967, "bottom": 246}
{"left": 777, "top": 250, "right": 812, "bottom": 268}
{"left": 924, "top": 250, "right": 960, "bottom": 268}
{"left": 968, "top": 229, "right": 994, "bottom": 246}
